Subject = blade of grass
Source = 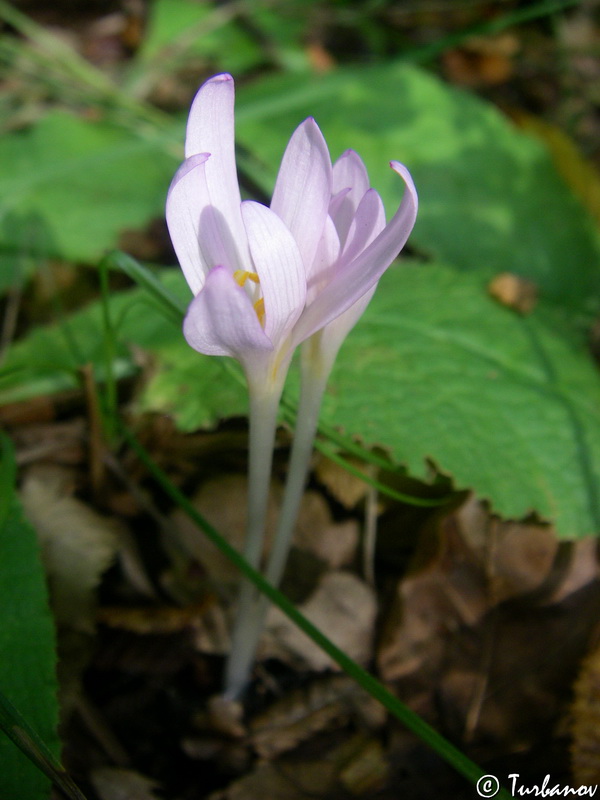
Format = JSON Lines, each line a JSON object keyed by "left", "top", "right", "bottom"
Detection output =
{"left": 315, "top": 439, "right": 452, "bottom": 508}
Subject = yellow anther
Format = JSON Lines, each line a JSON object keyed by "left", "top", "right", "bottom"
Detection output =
{"left": 233, "top": 270, "right": 260, "bottom": 286}
{"left": 254, "top": 298, "right": 265, "bottom": 327}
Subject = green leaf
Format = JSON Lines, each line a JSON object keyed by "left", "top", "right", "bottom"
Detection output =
{"left": 0, "top": 268, "right": 249, "bottom": 426}
{"left": 0, "top": 435, "right": 59, "bottom": 799}
{"left": 314, "top": 262, "right": 600, "bottom": 538}
{"left": 0, "top": 269, "right": 185, "bottom": 405}
{"left": 0, "top": 111, "right": 178, "bottom": 265}
{"left": 235, "top": 63, "right": 600, "bottom": 310}
{"left": 139, "top": 340, "right": 248, "bottom": 428}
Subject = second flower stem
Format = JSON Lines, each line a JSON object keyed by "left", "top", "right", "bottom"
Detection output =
{"left": 224, "top": 357, "right": 330, "bottom": 696}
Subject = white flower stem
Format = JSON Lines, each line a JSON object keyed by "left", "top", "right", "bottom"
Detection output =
{"left": 224, "top": 340, "right": 332, "bottom": 698}
{"left": 223, "top": 377, "right": 283, "bottom": 699}
{"left": 265, "top": 361, "right": 328, "bottom": 588}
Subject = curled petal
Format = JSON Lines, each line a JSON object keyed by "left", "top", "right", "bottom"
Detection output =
{"left": 241, "top": 201, "right": 307, "bottom": 347}
{"left": 293, "top": 161, "right": 418, "bottom": 343}
{"left": 166, "top": 153, "right": 211, "bottom": 294}
{"left": 184, "top": 73, "right": 250, "bottom": 269}
{"left": 270, "top": 117, "right": 332, "bottom": 270}
{"left": 183, "top": 265, "right": 273, "bottom": 364}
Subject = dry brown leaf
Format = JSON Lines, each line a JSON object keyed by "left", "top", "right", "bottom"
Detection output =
{"left": 190, "top": 603, "right": 231, "bottom": 655}
{"left": 314, "top": 455, "right": 371, "bottom": 509}
{"left": 488, "top": 272, "right": 538, "bottom": 314}
{"left": 209, "top": 732, "right": 386, "bottom": 800}
{"left": 544, "top": 538, "right": 599, "bottom": 605}
{"left": 291, "top": 490, "right": 359, "bottom": 569}
{"left": 208, "top": 759, "right": 335, "bottom": 800}
{"left": 171, "top": 474, "right": 281, "bottom": 589}
{"left": 262, "top": 571, "right": 377, "bottom": 671}
{"left": 456, "top": 496, "right": 559, "bottom": 603}
{"left": 97, "top": 600, "right": 214, "bottom": 634}
{"left": 249, "top": 675, "right": 385, "bottom": 760}
{"left": 20, "top": 464, "right": 121, "bottom": 633}
{"left": 378, "top": 497, "right": 561, "bottom": 683}
{"left": 90, "top": 766, "right": 161, "bottom": 800}
{"left": 172, "top": 475, "right": 358, "bottom": 592}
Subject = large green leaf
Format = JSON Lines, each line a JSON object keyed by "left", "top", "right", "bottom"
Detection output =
{"left": 318, "top": 262, "right": 600, "bottom": 537}
{"left": 235, "top": 63, "right": 600, "bottom": 310}
{"left": 0, "top": 111, "right": 177, "bottom": 266}
{"left": 0, "top": 437, "right": 59, "bottom": 798}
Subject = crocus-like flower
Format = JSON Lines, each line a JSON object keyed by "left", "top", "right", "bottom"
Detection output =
{"left": 166, "top": 72, "right": 418, "bottom": 700}
{"left": 166, "top": 73, "right": 418, "bottom": 392}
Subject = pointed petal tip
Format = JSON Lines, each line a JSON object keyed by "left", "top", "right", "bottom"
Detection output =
{"left": 209, "top": 72, "right": 234, "bottom": 84}
{"left": 300, "top": 116, "right": 322, "bottom": 135}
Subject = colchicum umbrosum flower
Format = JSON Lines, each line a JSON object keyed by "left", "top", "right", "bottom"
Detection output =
{"left": 166, "top": 73, "right": 418, "bottom": 698}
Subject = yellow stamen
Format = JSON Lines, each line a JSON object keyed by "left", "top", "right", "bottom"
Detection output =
{"left": 233, "top": 270, "right": 260, "bottom": 286}
{"left": 254, "top": 298, "right": 265, "bottom": 327}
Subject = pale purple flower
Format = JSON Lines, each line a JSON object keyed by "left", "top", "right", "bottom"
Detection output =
{"left": 166, "top": 73, "right": 418, "bottom": 386}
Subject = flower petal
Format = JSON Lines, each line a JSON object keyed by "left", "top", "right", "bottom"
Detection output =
{"left": 241, "top": 201, "right": 307, "bottom": 347}
{"left": 183, "top": 265, "right": 273, "bottom": 364}
{"left": 165, "top": 152, "right": 211, "bottom": 294}
{"left": 330, "top": 150, "right": 370, "bottom": 247}
{"left": 307, "top": 215, "right": 340, "bottom": 304}
{"left": 270, "top": 117, "right": 332, "bottom": 270}
{"left": 293, "top": 161, "right": 418, "bottom": 343}
{"left": 184, "top": 73, "right": 250, "bottom": 270}
{"left": 340, "top": 188, "right": 386, "bottom": 265}
{"left": 310, "top": 284, "right": 377, "bottom": 375}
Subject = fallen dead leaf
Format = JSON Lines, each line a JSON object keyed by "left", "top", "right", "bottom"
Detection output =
{"left": 172, "top": 473, "right": 359, "bottom": 593}
{"left": 488, "top": 272, "right": 538, "bottom": 314}
{"left": 90, "top": 766, "right": 162, "bottom": 800}
{"left": 249, "top": 675, "right": 385, "bottom": 760}
{"left": 20, "top": 464, "right": 121, "bottom": 633}
{"left": 171, "top": 473, "right": 281, "bottom": 590}
{"left": 314, "top": 455, "right": 372, "bottom": 509}
{"left": 262, "top": 571, "right": 377, "bottom": 671}
{"left": 208, "top": 731, "right": 387, "bottom": 800}
{"left": 456, "top": 496, "right": 559, "bottom": 603}
{"left": 290, "top": 490, "right": 359, "bottom": 570}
